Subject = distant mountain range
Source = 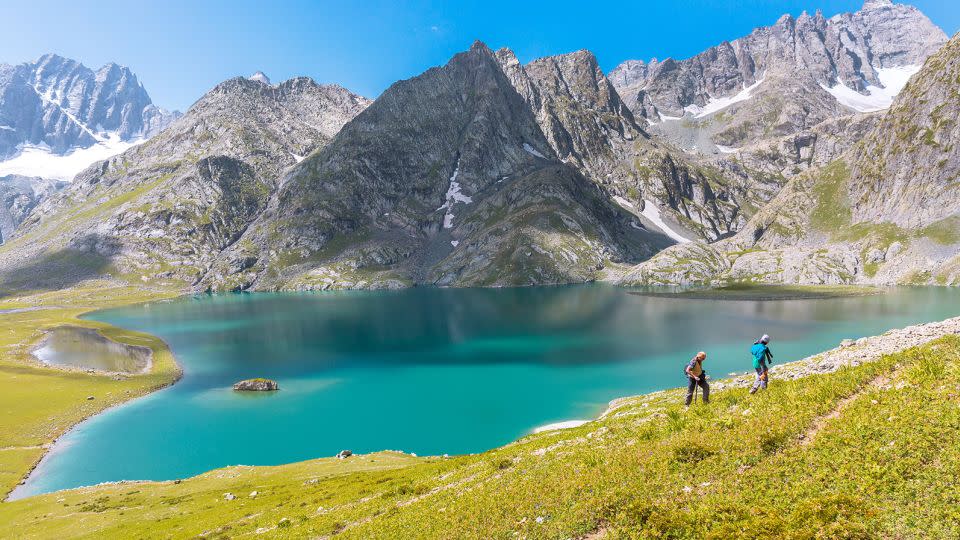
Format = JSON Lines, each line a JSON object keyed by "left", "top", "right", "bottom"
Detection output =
{"left": 609, "top": 0, "right": 946, "bottom": 151}
{"left": 0, "top": 0, "right": 956, "bottom": 289}
{"left": 0, "top": 54, "right": 180, "bottom": 178}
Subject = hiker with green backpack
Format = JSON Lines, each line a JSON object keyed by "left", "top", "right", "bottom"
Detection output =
{"left": 750, "top": 334, "right": 774, "bottom": 394}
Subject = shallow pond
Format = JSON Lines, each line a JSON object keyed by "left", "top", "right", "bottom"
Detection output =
{"left": 33, "top": 326, "right": 150, "bottom": 373}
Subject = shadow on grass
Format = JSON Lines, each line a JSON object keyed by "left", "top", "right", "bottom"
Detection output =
{"left": 0, "top": 234, "right": 118, "bottom": 299}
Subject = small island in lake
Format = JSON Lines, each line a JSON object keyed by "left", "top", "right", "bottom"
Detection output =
{"left": 233, "top": 378, "right": 279, "bottom": 391}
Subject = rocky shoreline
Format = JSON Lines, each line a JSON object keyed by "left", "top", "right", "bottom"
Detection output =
{"left": 604, "top": 315, "right": 960, "bottom": 417}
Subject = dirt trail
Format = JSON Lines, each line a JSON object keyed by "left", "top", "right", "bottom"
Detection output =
{"left": 797, "top": 371, "right": 892, "bottom": 446}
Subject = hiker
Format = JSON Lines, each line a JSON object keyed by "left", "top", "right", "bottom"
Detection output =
{"left": 685, "top": 351, "right": 710, "bottom": 406}
{"left": 750, "top": 334, "right": 774, "bottom": 394}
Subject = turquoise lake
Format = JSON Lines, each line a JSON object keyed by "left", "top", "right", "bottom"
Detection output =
{"left": 14, "top": 285, "right": 960, "bottom": 498}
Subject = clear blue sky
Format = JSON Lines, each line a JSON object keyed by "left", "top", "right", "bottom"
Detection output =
{"left": 1, "top": 0, "right": 956, "bottom": 111}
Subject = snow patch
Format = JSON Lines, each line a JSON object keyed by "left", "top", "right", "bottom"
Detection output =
{"left": 612, "top": 195, "right": 636, "bottom": 210}
{"left": 715, "top": 144, "right": 740, "bottom": 154}
{"left": 0, "top": 134, "right": 142, "bottom": 181}
{"left": 249, "top": 71, "right": 272, "bottom": 85}
{"left": 0, "top": 125, "right": 15, "bottom": 131}
{"left": 532, "top": 420, "right": 588, "bottom": 433}
{"left": 820, "top": 65, "right": 920, "bottom": 113}
{"left": 437, "top": 159, "right": 472, "bottom": 229}
{"left": 657, "top": 111, "right": 682, "bottom": 122}
{"left": 640, "top": 199, "right": 690, "bottom": 244}
{"left": 523, "top": 142, "right": 546, "bottom": 159}
{"left": 450, "top": 240, "right": 459, "bottom": 247}
{"left": 686, "top": 77, "right": 765, "bottom": 118}
{"left": 290, "top": 152, "right": 305, "bottom": 163}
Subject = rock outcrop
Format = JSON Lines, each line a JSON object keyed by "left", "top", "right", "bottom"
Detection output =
{"left": 233, "top": 378, "right": 279, "bottom": 391}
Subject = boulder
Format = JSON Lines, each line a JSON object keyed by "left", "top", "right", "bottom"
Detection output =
{"left": 336, "top": 450, "right": 353, "bottom": 459}
{"left": 233, "top": 378, "right": 279, "bottom": 391}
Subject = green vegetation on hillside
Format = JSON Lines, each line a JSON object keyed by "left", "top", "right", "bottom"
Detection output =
{"left": 2, "top": 328, "right": 957, "bottom": 539}
{"left": 809, "top": 160, "right": 852, "bottom": 232}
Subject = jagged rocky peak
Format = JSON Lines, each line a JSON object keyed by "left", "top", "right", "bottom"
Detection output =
{"left": 21, "top": 53, "right": 178, "bottom": 142}
{"left": 608, "top": 0, "right": 946, "bottom": 146}
{"left": 609, "top": 1, "right": 947, "bottom": 158}
{"left": 249, "top": 71, "right": 271, "bottom": 85}
{"left": 0, "top": 53, "right": 181, "bottom": 180}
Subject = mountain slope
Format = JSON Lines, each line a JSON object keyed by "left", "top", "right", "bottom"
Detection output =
{"left": 0, "top": 76, "right": 370, "bottom": 290}
{"left": 620, "top": 34, "right": 960, "bottom": 287}
{"left": 610, "top": 0, "right": 947, "bottom": 152}
{"left": 0, "top": 54, "right": 180, "bottom": 178}
{"left": 202, "top": 42, "right": 666, "bottom": 291}
{"left": 0, "top": 175, "right": 65, "bottom": 244}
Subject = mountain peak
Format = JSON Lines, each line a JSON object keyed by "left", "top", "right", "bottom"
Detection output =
{"left": 249, "top": 71, "right": 271, "bottom": 85}
{"left": 469, "top": 40, "right": 492, "bottom": 54}
{"left": 862, "top": 0, "right": 894, "bottom": 10}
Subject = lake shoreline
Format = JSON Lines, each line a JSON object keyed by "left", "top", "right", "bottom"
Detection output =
{"left": 0, "top": 285, "right": 183, "bottom": 502}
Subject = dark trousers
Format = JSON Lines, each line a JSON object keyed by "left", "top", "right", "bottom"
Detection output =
{"left": 686, "top": 376, "right": 709, "bottom": 405}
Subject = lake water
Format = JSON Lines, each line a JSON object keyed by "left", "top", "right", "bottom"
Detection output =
{"left": 14, "top": 285, "right": 960, "bottom": 498}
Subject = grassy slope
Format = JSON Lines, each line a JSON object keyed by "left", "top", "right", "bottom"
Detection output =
{"left": 0, "top": 282, "right": 181, "bottom": 497}
{"left": 1, "top": 330, "right": 957, "bottom": 538}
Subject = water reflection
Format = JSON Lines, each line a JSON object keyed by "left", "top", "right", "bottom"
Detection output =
{"left": 34, "top": 326, "right": 150, "bottom": 373}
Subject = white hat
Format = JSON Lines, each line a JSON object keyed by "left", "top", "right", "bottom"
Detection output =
{"left": 760, "top": 334, "right": 770, "bottom": 344}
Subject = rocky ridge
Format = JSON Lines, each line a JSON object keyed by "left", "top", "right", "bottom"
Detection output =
{"left": 0, "top": 54, "right": 179, "bottom": 160}
{"left": 610, "top": 0, "right": 947, "bottom": 150}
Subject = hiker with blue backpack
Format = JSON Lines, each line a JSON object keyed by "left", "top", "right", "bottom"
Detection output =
{"left": 750, "top": 334, "right": 774, "bottom": 394}
{"left": 684, "top": 351, "right": 710, "bottom": 406}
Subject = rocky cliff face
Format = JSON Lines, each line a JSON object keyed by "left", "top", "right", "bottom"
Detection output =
{"left": 610, "top": 1, "right": 946, "bottom": 150}
{"left": 494, "top": 48, "right": 773, "bottom": 243}
{"left": 0, "top": 175, "right": 65, "bottom": 244}
{"left": 0, "top": 54, "right": 180, "bottom": 160}
{"left": 0, "top": 76, "right": 370, "bottom": 289}
{"left": 620, "top": 34, "right": 960, "bottom": 287}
